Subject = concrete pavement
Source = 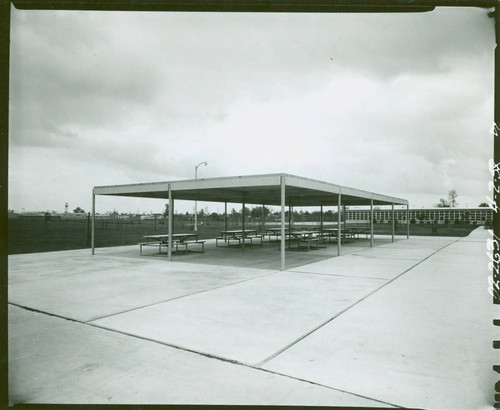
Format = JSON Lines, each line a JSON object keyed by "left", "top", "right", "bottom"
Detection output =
{"left": 8, "top": 229, "right": 498, "bottom": 408}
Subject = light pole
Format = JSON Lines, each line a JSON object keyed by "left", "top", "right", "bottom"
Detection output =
{"left": 194, "top": 161, "right": 208, "bottom": 232}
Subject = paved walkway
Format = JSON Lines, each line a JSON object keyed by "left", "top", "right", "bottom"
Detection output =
{"left": 8, "top": 229, "right": 498, "bottom": 408}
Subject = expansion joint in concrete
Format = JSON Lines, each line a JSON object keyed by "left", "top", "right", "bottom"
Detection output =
{"left": 86, "top": 269, "right": 281, "bottom": 322}
{"left": 9, "top": 302, "right": 401, "bottom": 407}
{"left": 290, "top": 269, "right": 388, "bottom": 281}
{"left": 254, "top": 237, "right": 463, "bottom": 368}
{"left": 250, "top": 366, "right": 402, "bottom": 408}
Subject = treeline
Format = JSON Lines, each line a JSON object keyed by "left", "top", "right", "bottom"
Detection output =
{"left": 172, "top": 207, "right": 340, "bottom": 223}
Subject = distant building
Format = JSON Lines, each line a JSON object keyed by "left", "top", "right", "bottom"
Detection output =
{"left": 140, "top": 213, "right": 163, "bottom": 220}
{"left": 11, "top": 212, "right": 87, "bottom": 220}
{"left": 345, "top": 207, "right": 492, "bottom": 225}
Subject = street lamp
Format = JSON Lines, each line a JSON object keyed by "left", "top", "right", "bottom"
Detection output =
{"left": 194, "top": 161, "right": 208, "bottom": 231}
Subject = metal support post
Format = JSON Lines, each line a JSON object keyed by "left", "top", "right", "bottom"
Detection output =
{"left": 338, "top": 194, "right": 341, "bottom": 256}
{"left": 407, "top": 204, "right": 410, "bottom": 239}
{"left": 194, "top": 201, "right": 198, "bottom": 231}
{"left": 171, "top": 199, "right": 175, "bottom": 233}
{"left": 262, "top": 203, "right": 265, "bottom": 234}
{"left": 370, "top": 199, "right": 374, "bottom": 247}
{"left": 168, "top": 183, "right": 172, "bottom": 261}
{"left": 320, "top": 205, "right": 323, "bottom": 232}
{"left": 91, "top": 191, "right": 95, "bottom": 255}
{"left": 242, "top": 198, "right": 245, "bottom": 249}
{"left": 225, "top": 202, "right": 228, "bottom": 232}
{"left": 392, "top": 203, "right": 395, "bottom": 242}
{"left": 281, "top": 175, "right": 286, "bottom": 271}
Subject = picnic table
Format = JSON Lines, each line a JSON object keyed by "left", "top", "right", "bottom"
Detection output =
{"left": 321, "top": 228, "right": 340, "bottom": 242}
{"left": 265, "top": 227, "right": 290, "bottom": 241}
{"left": 279, "top": 230, "right": 327, "bottom": 251}
{"left": 140, "top": 233, "right": 206, "bottom": 254}
{"left": 348, "top": 227, "right": 371, "bottom": 239}
{"left": 216, "top": 229, "right": 263, "bottom": 247}
{"left": 321, "top": 228, "right": 357, "bottom": 243}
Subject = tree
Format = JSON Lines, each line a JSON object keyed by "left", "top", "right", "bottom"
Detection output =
{"left": 250, "top": 206, "right": 269, "bottom": 220}
{"left": 163, "top": 204, "right": 169, "bottom": 218}
{"left": 437, "top": 198, "right": 450, "bottom": 207}
{"left": 240, "top": 206, "right": 251, "bottom": 219}
{"left": 448, "top": 190, "right": 458, "bottom": 208}
{"left": 230, "top": 208, "right": 241, "bottom": 222}
{"left": 478, "top": 202, "right": 488, "bottom": 207}
{"left": 73, "top": 207, "right": 85, "bottom": 213}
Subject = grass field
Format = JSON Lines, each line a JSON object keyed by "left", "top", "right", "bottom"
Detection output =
{"left": 7, "top": 217, "right": 481, "bottom": 255}
{"left": 8, "top": 218, "right": 250, "bottom": 254}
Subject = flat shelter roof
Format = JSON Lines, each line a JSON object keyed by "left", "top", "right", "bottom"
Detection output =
{"left": 93, "top": 173, "right": 408, "bottom": 207}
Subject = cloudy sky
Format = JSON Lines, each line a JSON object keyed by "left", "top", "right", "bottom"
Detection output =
{"left": 8, "top": 5, "right": 494, "bottom": 214}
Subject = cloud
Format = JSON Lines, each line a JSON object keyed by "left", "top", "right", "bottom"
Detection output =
{"left": 8, "top": 6, "right": 494, "bottom": 213}
{"left": 10, "top": 11, "right": 162, "bottom": 149}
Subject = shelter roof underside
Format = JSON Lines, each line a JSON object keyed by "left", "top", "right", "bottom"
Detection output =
{"left": 94, "top": 173, "right": 408, "bottom": 207}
